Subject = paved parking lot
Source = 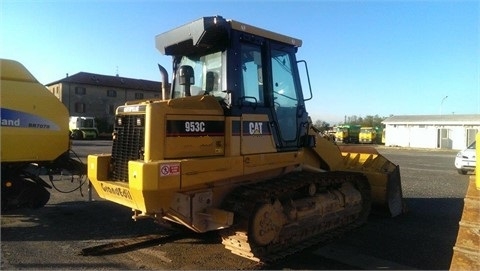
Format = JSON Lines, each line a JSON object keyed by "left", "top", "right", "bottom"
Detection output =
{"left": 1, "top": 142, "right": 471, "bottom": 270}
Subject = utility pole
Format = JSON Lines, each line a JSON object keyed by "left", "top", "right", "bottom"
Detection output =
{"left": 440, "top": 95, "right": 448, "bottom": 115}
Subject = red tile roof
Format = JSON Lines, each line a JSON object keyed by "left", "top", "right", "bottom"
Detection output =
{"left": 46, "top": 72, "right": 163, "bottom": 92}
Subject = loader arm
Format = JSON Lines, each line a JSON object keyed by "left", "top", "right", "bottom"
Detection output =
{"left": 304, "top": 126, "right": 405, "bottom": 217}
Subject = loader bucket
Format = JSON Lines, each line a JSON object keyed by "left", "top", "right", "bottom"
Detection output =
{"left": 339, "top": 146, "right": 406, "bottom": 217}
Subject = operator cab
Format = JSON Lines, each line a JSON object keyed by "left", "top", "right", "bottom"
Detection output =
{"left": 156, "top": 16, "right": 313, "bottom": 151}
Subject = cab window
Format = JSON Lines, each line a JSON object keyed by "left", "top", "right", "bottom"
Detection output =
{"left": 240, "top": 43, "right": 264, "bottom": 106}
{"left": 173, "top": 52, "right": 224, "bottom": 98}
{"left": 271, "top": 49, "right": 298, "bottom": 108}
{"left": 271, "top": 49, "right": 298, "bottom": 141}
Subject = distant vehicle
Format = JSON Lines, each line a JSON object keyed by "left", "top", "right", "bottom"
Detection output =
{"left": 454, "top": 141, "right": 476, "bottom": 174}
{"left": 359, "top": 126, "right": 383, "bottom": 144}
{"left": 69, "top": 116, "right": 98, "bottom": 140}
{"left": 335, "top": 124, "right": 361, "bottom": 143}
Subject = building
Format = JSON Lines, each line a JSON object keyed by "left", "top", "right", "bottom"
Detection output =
{"left": 382, "top": 115, "right": 480, "bottom": 150}
{"left": 46, "top": 72, "right": 163, "bottom": 133}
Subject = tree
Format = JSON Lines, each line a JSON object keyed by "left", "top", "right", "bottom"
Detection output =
{"left": 343, "top": 114, "right": 387, "bottom": 127}
{"left": 313, "top": 120, "right": 330, "bottom": 133}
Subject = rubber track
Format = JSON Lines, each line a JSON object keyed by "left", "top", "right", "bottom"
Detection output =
{"left": 220, "top": 171, "right": 371, "bottom": 262}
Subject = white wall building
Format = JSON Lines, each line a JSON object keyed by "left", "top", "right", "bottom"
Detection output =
{"left": 382, "top": 115, "right": 480, "bottom": 150}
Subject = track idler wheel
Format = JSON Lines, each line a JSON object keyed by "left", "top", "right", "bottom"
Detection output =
{"left": 249, "top": 200, "right": 285, "bottom": 246}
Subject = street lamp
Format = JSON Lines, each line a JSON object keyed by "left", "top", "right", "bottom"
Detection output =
{"left": 440, "top": 95, "right": 448, "bottom": 115}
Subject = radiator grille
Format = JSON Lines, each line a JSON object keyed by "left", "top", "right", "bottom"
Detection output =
{"left": 111, "top": 115, "right": 145, "bottom": 182}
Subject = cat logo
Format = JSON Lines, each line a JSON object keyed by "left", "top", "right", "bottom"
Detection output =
{"left": 249, "top": 122, "right": 263, "bottom": 135}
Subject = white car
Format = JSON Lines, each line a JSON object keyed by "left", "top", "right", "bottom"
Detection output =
{"left": 455, "top": 141, "right": 476, "bottom": 174}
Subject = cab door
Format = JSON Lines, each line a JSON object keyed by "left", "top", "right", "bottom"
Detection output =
{"left": 231, "top": 34, "right": 308, "bottom": 153}
{"left": 269, "top": 44, "right": 308, "bottom": 151}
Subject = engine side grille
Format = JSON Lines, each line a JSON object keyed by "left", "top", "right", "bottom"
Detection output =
{"left": 111, "top": 115, "right": 145, "bottom": 182}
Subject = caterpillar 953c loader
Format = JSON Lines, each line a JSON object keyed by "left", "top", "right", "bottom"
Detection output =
{"left": 87, "top": 16, "right": 404, "bottom": 261}
{"left": 1, "top": 59, "right": 86, "bottom": 211}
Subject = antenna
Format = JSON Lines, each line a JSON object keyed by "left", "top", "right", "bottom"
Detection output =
{"left": 116, "top": 66, "right": 119, "bottom": 77}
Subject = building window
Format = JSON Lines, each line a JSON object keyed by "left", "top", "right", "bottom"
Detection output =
{"left": 75, "top": 102, "right": 85, "bottom": 113}
{"left": 107, "top": 89, "right": 117, "bottom": 97}
{"left": 75, "top": 87, "right": 86, "bottom": 95}
{"left": 135, "top": 92, "right": 144, "bottom": 99}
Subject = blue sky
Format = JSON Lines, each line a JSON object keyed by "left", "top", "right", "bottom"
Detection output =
{"left": 1, "top": 0, "right": 479, "bottom": 124}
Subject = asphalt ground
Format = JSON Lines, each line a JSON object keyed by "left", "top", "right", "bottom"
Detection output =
{"left": 1, "top": 141, "right": 470, "bottom": 270}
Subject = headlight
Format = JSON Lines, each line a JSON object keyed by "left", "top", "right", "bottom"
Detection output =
{"left": 136, "top": 117, "right": 143, "bottom": 126}
{"left": 116, "top": 117, "right": 123, "bottom": 126}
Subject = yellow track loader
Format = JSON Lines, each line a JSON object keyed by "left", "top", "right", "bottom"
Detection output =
{"left": 88, "top": 16, "right": 405, "bottom": 261}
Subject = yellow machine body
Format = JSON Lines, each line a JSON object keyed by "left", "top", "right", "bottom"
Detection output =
{"left": 89, "top": 96, "right": 309, "bottom": 231}
{"left": 1, "top": 59, "right": 84, "bottom": 210}
{"left": 1, "top": 59, "right": 69, "bottom": 162}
